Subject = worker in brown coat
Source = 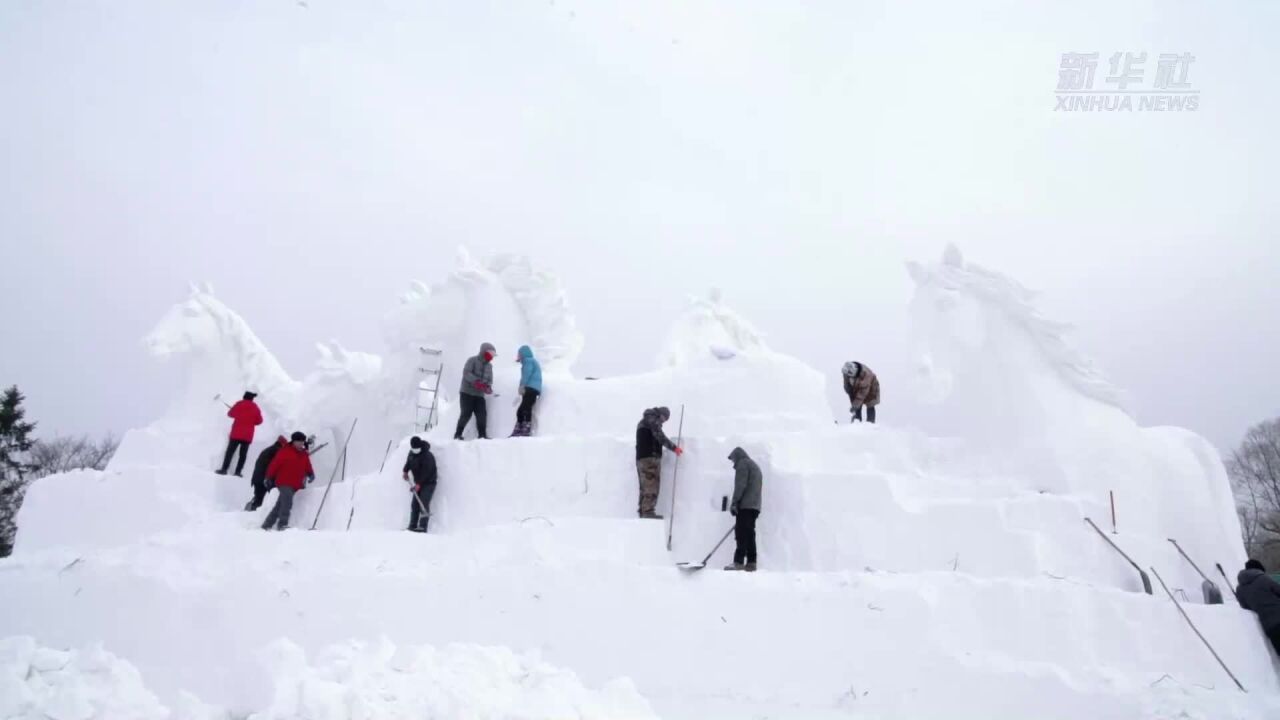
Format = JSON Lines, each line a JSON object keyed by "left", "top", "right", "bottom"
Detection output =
{"left": 842, "top": 361, "right": 880, "bottom": 423}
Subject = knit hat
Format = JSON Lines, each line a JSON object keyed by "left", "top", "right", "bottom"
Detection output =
{"left": 290, "top": 431, "right": 307, "bottom": 443}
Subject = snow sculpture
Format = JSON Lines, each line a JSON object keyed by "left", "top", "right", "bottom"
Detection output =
{"left": 120, "top": 251, "right": 585, "bottom": 472}
{"left": 112, "top": 285, "right": 302, "bottom": 470}
{"left": 142, "top": 284, "right": 299, "bottom": 424}
{"left": 906, "top": 245, "right": 1243, "bottom": 563}
{"left": 659, "top": 288, "right": 771, "bottom": 366}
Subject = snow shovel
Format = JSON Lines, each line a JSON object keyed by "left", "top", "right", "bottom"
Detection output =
{"left": 409, "top": 487, "right": 431, "bottom": 532}
{"left": 676, "top": 526, "right": 735, "bottom": 571}
{"left": 1167, "top": 538, "right": 1223, "bottom": 605}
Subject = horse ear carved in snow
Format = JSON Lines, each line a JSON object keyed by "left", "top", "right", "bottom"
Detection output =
{"left": 905, "top": 261, "right": 927, "bottom": 285}
{"left": 942, "top": 244, "right": 964, "bottom": 268}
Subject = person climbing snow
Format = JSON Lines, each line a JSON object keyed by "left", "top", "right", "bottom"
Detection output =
{"left": 1236, "top": 559, "right": 1280, "bottom": 653}
{"left": 402, "top": 436, "right": 438, "bottom": 532}
{"left": 217, "top": 391, "right": 263, "bottom": 476}
{"left": 455, "top": 342, "right": 496, "bottom": 440}
{"left": 634, "top": 406, "right": 682, "bottom": 519}
{"left": 842, "top": 361, "right": 880, "bottom": 424}
{"left": 724, "top": 447, "right": 762, "bottom": 572}
{"left": 260, "top": 431, "right": 315, "bottom": 531}
{"left": 244, "top": 435, "right": 286, "bottom": 511}
{"left": 511, "top": 345, "right": 542, "bottom": 437}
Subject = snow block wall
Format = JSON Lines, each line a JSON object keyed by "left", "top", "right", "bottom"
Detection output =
{"left": 5, "top": 248, "right": 1279, "bottom": 718}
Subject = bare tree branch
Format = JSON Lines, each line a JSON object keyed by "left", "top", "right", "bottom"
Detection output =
{"left": 1230, "top": 418, "right": 1280, "bottom": 566}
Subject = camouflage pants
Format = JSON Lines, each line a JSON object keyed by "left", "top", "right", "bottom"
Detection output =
{"left": 636, "top": 457, "right": 662, "bottom": 515}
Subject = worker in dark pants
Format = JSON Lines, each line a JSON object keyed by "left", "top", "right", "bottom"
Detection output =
{"left": 724, "top": 446, "right": 762, "bottom": 572}
{"left": 454, "top": 343, "right": 495, "bottom": 440}
{"left": 245, "top": 435, "right": 287, "bottom": 511}
{"left": 841, "top": 361, "right": 880, "bottom": 424}
{"left": 403, "top": 436, "right": 438, "bottom": 532}
{"left": 217, "top": 391, "right": 262, "bottom": 476}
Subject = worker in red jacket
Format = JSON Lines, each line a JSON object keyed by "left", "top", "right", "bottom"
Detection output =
{"left": 216, "top": 391, "right": 263, "bottom": 477}
{"left": 261, "top": 431, "right": 315, "bottom": 531}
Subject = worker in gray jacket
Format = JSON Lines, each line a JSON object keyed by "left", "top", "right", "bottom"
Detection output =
{"left": 454, "top": 342, "right": 496, "bottom": 440}
{"left": 725, "top": 446, "right": 763, "bottom": 572}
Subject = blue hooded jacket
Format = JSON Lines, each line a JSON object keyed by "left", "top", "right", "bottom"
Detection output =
{"left": 517, "top": 345, "right": 543, "bottom": 393}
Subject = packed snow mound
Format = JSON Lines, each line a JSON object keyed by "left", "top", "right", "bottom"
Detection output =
{"left": 3, "top": 526, "right": 1279, "bottom": 719}
{"left": 0, "top": 636, "right": 654, "bottom": 720}
{"left": 0, "top": 636, "right": 170, "bottom": 720}
{"left": 659, "top": 288, "right": 771, "bottom": 366}
{"left": 255, "top": 638, "right": 655, "bottom": 720}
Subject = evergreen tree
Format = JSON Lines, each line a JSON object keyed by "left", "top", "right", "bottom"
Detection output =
{"left": 0, "top": 385, "right": 37, "bottom": 556}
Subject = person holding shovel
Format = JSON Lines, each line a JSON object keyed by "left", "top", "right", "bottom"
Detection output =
{"left": 724, "top": 446, "right": 762, "bottom": 572}
{"left": 402, "top": 436, "right": 438, "bottom": 532}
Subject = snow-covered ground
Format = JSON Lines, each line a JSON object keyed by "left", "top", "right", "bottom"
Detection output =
{"left": 3, "top": 247, "right": 1278, "bottom": 718}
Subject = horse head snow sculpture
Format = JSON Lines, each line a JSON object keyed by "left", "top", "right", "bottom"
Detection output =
{"left": 659, "top": 289, "right": 772, "bottom": 366}
{"left": 143, "top": 284, "right": 299, "bottom": 427}
{"left": 904, "top": 246, "right": 1243, "bottom": 565}
{"left": 906, "top": 244, "right": 1129, "bottom": 443}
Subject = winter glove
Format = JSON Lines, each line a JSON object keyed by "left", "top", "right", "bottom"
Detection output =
{"left": 730, "top": 506, "right": 738, "bottom": 516}
{"left": 265, "top": 477, "right": 276, "bottom": 490}
{"left": 402, "top": 471, "right": 409, "bottom": 481}
{"left": 673, "top": 446, "right": 684, "bottom": 457}
{"left": 413, "top": 484, "right": 421, "bottom": 493}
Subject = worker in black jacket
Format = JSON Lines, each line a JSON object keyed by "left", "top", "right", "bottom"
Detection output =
{"left": 402, "top": 436, "right": 438, "bottom": 532}
{"left": 244, "top": 435, "right": 287, "bottom": 511}
{"left": 1236, "top": 559, "right": 1280, "bottom": 653}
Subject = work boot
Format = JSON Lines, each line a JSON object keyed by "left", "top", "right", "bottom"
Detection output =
{"left": 638, "top": 511, "right": 664, "bottom": 520}
{"left": 724, "top": 563, "right": 745, "bottom": 571}
{"left": 215, "top": 469, "right": 228, "bottom": 476}
{"left": 243, "top": 500, "right": 255, "bottom": 512}
{"left": 744, "top": 563, "right": 758, "bottom": 572}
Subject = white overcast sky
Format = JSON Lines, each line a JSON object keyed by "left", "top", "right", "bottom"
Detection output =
{"left": 1, "top": 0, "right": 1276, "bottom": 450}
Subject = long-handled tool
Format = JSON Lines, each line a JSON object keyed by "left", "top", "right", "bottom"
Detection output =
{"left": 1167, "top": 538, "right": 1224, "bottom": 604}
{"left": 677, "top": 525, "right": 735, "bottom": 571}
{"left": 407, "top": 485, "right": 431, "bottom": 532}
{"left": 666, "top": 404, "right": 686, "bottom": 552}
{"left": 1084, "top": 517, "right": 1152, "bottom": 594}
{"left": 1216, "top": 562, "right": 1240, "bottom": 604}
{"left": 1151, "top": 566, "right": 1246, "bottom": 692}
{"left": 309, "top": 418, "right": 358, "bottom": 530}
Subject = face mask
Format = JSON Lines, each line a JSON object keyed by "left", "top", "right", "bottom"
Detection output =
{"left": 410, "top": 448, "right": 421, "bottom": 454}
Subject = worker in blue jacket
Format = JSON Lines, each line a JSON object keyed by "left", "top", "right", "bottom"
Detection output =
{"left": 511, "top": 344, "right": 542, "bottom": 437}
